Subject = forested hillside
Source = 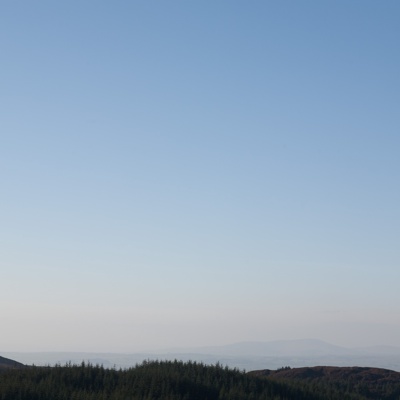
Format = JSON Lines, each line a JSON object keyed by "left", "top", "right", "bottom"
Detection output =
{"left": 1, "top": 359, "right": 400, "bottom": 400}
{"left": 0, "top": 359, "right": 321, "bottom": 400}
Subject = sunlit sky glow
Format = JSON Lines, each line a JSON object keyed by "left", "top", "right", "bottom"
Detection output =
{"left": 1, "top": 1, "right": 399, "bottom": 352}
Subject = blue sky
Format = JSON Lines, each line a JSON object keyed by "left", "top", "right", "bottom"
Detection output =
{"left": 1, "top": 1, "right": 399, "bottom": 352}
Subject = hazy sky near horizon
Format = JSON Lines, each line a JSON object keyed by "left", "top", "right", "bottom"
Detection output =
{"left": 1, "top": 1, "right": 399, "bottom": 352}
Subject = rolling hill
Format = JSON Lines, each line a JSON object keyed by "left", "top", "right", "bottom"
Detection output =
{"left": 250, "top": 365, "right": 400, "bottom": 399}
{"left": 0, "top": 355, "right": 25, "bottom": 370}
{"left": 1, "top": 355, "right": 400, "bottom": 399}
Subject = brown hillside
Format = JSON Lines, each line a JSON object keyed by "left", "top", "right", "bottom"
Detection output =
{"left": 249, "top": 366, "right": 400, "bottom": 399}
{"left": 251, "top": 365, "right": 400, "bottom": 383}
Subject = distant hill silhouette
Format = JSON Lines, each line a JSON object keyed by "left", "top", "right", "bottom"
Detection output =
{"left": 0, "top": 355, "right": 25, "bottom": 370}
{"left": 4, "top": 339, "right": 400, "bottom": 371}
{"left": 184, "top": 338, "right": 352, "bottom": 356}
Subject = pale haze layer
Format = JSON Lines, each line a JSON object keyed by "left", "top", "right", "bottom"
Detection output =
{"left": 1, "top": 1, "right": 399, "bottom": 352}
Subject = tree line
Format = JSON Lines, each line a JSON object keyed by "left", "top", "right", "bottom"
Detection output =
{"left": 0, "top": 359, "right": 398, "bottom": 400}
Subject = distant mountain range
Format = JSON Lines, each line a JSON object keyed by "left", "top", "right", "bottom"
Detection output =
{"left": 3, "top": 339, "right": 400, "bottom": 372}
{"left": 163, "top": 338, "right": 363, "bottom": 356}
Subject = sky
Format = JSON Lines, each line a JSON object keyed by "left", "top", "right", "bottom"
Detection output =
{"left": 1, "top": 1, "right": 399, "bottom": 352}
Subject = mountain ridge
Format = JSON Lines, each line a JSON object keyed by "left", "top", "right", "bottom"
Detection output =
{"left": 153, "top": 338, "right": 400, "bottom": 357}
